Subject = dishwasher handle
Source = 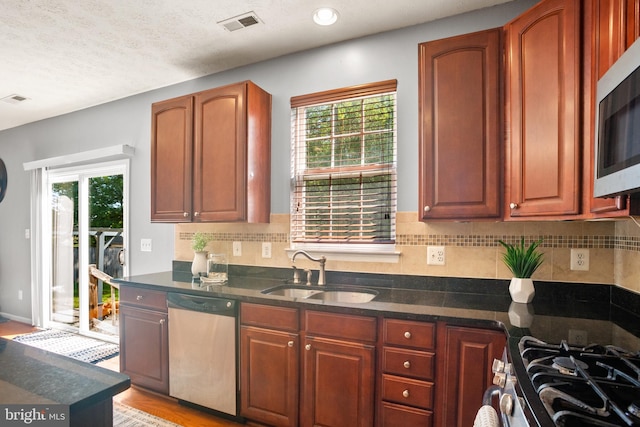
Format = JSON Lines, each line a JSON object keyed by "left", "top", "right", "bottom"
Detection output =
{"left": 167, "top": 293, "right": 236, "bottom": 316}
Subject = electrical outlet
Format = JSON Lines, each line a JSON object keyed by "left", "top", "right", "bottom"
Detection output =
{"left": 233, "top": 241, "right": 242, "bottom": 257}
{"left": 140, "top": 238, "right": 152, "bottom": 252}
{"left": 427, "top": 246, "right": 445, "bottom": 265}
{"left": 570, "top": 248, "right": 589, "bottom": 271}
{"left": 262, "top": 242, "right": 272, "bottom": 259}
{"left": 568, "top": 329, "right": 588, "bottom": 346}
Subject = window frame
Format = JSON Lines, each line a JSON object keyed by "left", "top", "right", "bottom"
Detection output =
{"left": 289, "top": 80, "right": 399, "bottom": 261}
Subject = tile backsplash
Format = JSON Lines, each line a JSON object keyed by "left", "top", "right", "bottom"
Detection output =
{"left": 175, "top": 213, "right": 640, "bottom": 294}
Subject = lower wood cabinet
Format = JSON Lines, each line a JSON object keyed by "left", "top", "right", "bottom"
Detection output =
{"left": 240, "top": 303, "right": 376, "bottom": 427}
{"left": 119, "top": 286, "right": 169, "bottom": 394}
{"left": 240, "top": 303, "right": 299, "bottom": 427}
{"left": 435, "top": 324, "right": 506, "bottom": 427}
{"left": 302, "top": 310, "right": 376, "bottom": 427}
{"left": 378, "top": 318, "right": 436, "bottom": 427}
{"left": 239, "top": 303, "right": 506, "bottom": 427}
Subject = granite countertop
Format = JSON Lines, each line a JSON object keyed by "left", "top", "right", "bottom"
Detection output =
{"left": 115, "top": 265, "right": 640, "bottom": 353}
{"left": 0, "top": 338, "right": 130, "bottom": 409}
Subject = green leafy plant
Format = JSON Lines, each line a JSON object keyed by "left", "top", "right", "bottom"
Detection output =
{"left": 497, "top": 237, "right": 544, "bottom": 278}
{"left": 191, "top": 232, "right": 209, "bottom": 252}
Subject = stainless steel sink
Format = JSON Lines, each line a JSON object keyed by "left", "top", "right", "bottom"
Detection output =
{"left": 263, "top": 287, "right": 323, "bottom": 298}
{"left": 261, "top": 285, "right": 377, "bottom": 303}
{"left": 306, "top": 290, "right": 377, "bottom": 303}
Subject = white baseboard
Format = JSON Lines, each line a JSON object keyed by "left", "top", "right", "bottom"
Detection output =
{"left": 0, "top": 312, "right": 33, "bottom": 325}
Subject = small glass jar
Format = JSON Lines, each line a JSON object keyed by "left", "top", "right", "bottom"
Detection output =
{"left": 206, "top": 253, "right": 228, "bottom": 283}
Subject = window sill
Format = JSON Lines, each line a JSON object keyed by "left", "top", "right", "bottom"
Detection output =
{"left": 285, "top": 245, "right": 400, "bottom": 263}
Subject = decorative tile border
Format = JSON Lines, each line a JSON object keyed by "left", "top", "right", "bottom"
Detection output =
{"left": 179, "top": 232, "right": 640, "bottom": 251}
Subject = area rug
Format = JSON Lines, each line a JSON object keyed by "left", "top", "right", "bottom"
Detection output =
{"left": 13, "top": 329, "right": 119, "bottom": 364}
{"left": 114, "top": 401, "right": 182, "bottom": 427}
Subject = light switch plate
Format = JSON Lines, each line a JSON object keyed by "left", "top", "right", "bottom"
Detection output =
{"left": 140, "top": 238, "right": 152, "bottom": 252}
{"left": 233, "top": 241, "right": 242, "bottom": 257}
{"left": 262, "top": 242, "right": 272, "bottom": 258}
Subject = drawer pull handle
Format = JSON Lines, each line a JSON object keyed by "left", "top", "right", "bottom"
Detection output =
{"left": 183, "top": 212, "right": 189, "bottom": 217}
{"left": 403, "top": 361, "right": 411, "bottom": 369}
{"left": 159, "top": 319, "right": 165, "bottom": 325}
{"left": 288, "top": 341, "right": 294, "bottom": 347}
{"left": 305, "top": 344, "right": 311, "bottom": 351}
{"left": 509, "top": 202, "right": 518, "bottom": 209}
{"left": 402, "top": 389, "right": 410, "bottom": 398}
{"left": 194, "top": 211, "right": 200, "bottom": 217}
{"left": 404, "top": 331, "right": 411, "bottom": 339}
{"left": 136, "top": 295, "right": 143, "bottom": 301}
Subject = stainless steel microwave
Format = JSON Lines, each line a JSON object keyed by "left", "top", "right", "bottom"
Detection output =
{"left": 594, "top": 37, "right": 640, "bottom": 198}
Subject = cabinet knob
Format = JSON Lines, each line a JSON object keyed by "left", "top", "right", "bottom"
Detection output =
{"left": 402, "top": 389, "right": 410, "bottom": 398}
{"left": 509, "top": 202, "right": 518, "bottom": 209}
{"left": 404, "top": 331, "right": 411, "bottom": 339}
{"left": 194, "top": 211, "right": 200, "bottom": 217}
{"left": 136, "top": 295, "right": 143, "bottom": 301}
{"left": 403, "top": 361, "right": 411, "bottom": 369}
{"left": 159, "top": 319, "right": 165, "bottom": 325}
{"left": 423, "top": 206, "right": 431, "bottom": 212}
{"left": 183, "top": 212, "right": 189, "bottom": 217}
{"left": 288, "top": 341, "right": 294, "bottom": 347}
{"left": 305, "top": 344, "right": 311, "bottom": 351}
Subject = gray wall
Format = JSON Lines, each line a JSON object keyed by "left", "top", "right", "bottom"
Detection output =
{"left": 0, "top": 0, "right": 536, "bottom": 320}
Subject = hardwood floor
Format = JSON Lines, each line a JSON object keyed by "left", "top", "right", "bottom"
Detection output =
{"left": 0, "top": 320, "right": 245, "bottom": 427}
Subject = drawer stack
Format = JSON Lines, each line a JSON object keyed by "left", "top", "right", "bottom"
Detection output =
{"left": 379, "top": 318, "right": 436, "bottom": 426}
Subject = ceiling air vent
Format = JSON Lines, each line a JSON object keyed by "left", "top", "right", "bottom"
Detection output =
{"left": 219, "top": 11, "right": 262, "bottom": 32}
{"left": 1, "top": 94, "right": 29, "bottom": 105}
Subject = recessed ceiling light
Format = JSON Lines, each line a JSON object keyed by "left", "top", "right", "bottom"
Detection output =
{"left": 313, "top": 7, "right": 339, "bottom": 26}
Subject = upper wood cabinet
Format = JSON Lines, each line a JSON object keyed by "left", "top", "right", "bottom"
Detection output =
{"left": 418, "top": 29, "right": 502, "bottom": 220}
{"left": 504, "top": 0, "right": 582, "bottom": 219}
{"left": 151, "top": 81, "right": 271, "bottom": 223}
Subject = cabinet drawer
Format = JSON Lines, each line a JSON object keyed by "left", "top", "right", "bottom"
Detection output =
{"left": 383, "top": 319, "right": 435, "bottom": 350}
{"left": 305, "top": 310, "right": 377, "bottom": 342}
{"left": 381, "top": 374, "right": 434, "bottom": 410}
{"left": 380, "top": 401, "right": 433, "bottom": 427}
{"left": 240, "top": 303, "right": 299, "bottom": 332}
{"left": 382, "top": 347, "right": 435, "bottom": 380}
{"left": 120, "top": 286, "right": 167, "bottom": 312}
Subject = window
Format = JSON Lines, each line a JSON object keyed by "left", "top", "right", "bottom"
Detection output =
{"left": 290, "top": 80, "right": 397, "bottom": 249}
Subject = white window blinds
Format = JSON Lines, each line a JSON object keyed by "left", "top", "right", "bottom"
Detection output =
{"left": 290, "top": 80, "right": 397, "bottom": 244}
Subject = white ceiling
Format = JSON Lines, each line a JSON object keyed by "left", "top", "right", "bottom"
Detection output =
{"left": 0, "top": 0, "right": 512, "bottom": 131}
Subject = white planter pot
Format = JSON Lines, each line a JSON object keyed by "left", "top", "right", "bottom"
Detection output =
{"left": 509, "top": 278, "right": 535, "bottom": 303}
{"left": 191, "top": 251, "right": 208, "bottom": 276}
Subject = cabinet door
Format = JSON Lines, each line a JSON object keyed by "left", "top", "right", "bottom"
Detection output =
{"left": 418, "top": 28, "right": 502, "bottom": 220}
{"left": 240, "top": 326, "right": 299, "bottom": 427}
{"left": 436, "top": 326, "right": 505, "bottom": 427}
{"left": 301, "top": 336, "right": 375, "bottom": 427}
{"left": 505, "top": 0, "right": 581, "bottom": 218}
{"left": 119, "top": 305, "right": 169, "bottom": 393}
{"left": 193, "top": 83, "right": 247, "bottom": 222}
{"left": 150, "top": 96, "right": 193, "bottom": 222}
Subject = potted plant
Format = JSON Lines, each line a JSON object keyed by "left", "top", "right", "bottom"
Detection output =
{"left": 191, "top": 232, "right": 210, "bottom": 276}
{"left": 498, "top": 237, "right": 544, "bottom": 303}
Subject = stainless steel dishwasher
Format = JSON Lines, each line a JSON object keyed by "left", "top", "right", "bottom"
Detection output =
{"left": 167, "top": 292, "right": 237, "bottom": 416}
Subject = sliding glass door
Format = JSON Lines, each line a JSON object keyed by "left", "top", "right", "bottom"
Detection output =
{"left": 45, "top": 161, "right": 128, "bottom": 341}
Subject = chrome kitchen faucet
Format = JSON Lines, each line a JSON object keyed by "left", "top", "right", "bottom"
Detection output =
{"left": 291, "top": 250, "right": 326, "bottom": 286}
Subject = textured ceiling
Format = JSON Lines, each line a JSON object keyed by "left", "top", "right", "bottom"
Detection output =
{"left": 0, "top": 0, "right": 512, "bottom": 131}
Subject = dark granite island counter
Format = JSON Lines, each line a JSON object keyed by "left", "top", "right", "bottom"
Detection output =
{"left": 0, "top": 338, "right": 130, "bottom": 427}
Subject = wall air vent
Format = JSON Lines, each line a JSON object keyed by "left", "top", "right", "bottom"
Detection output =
{"left": 1, "top": 94, "right": 29, "bottom": 104}
{"left": 219, "top": 11, "right": 262, "bottom": 32}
